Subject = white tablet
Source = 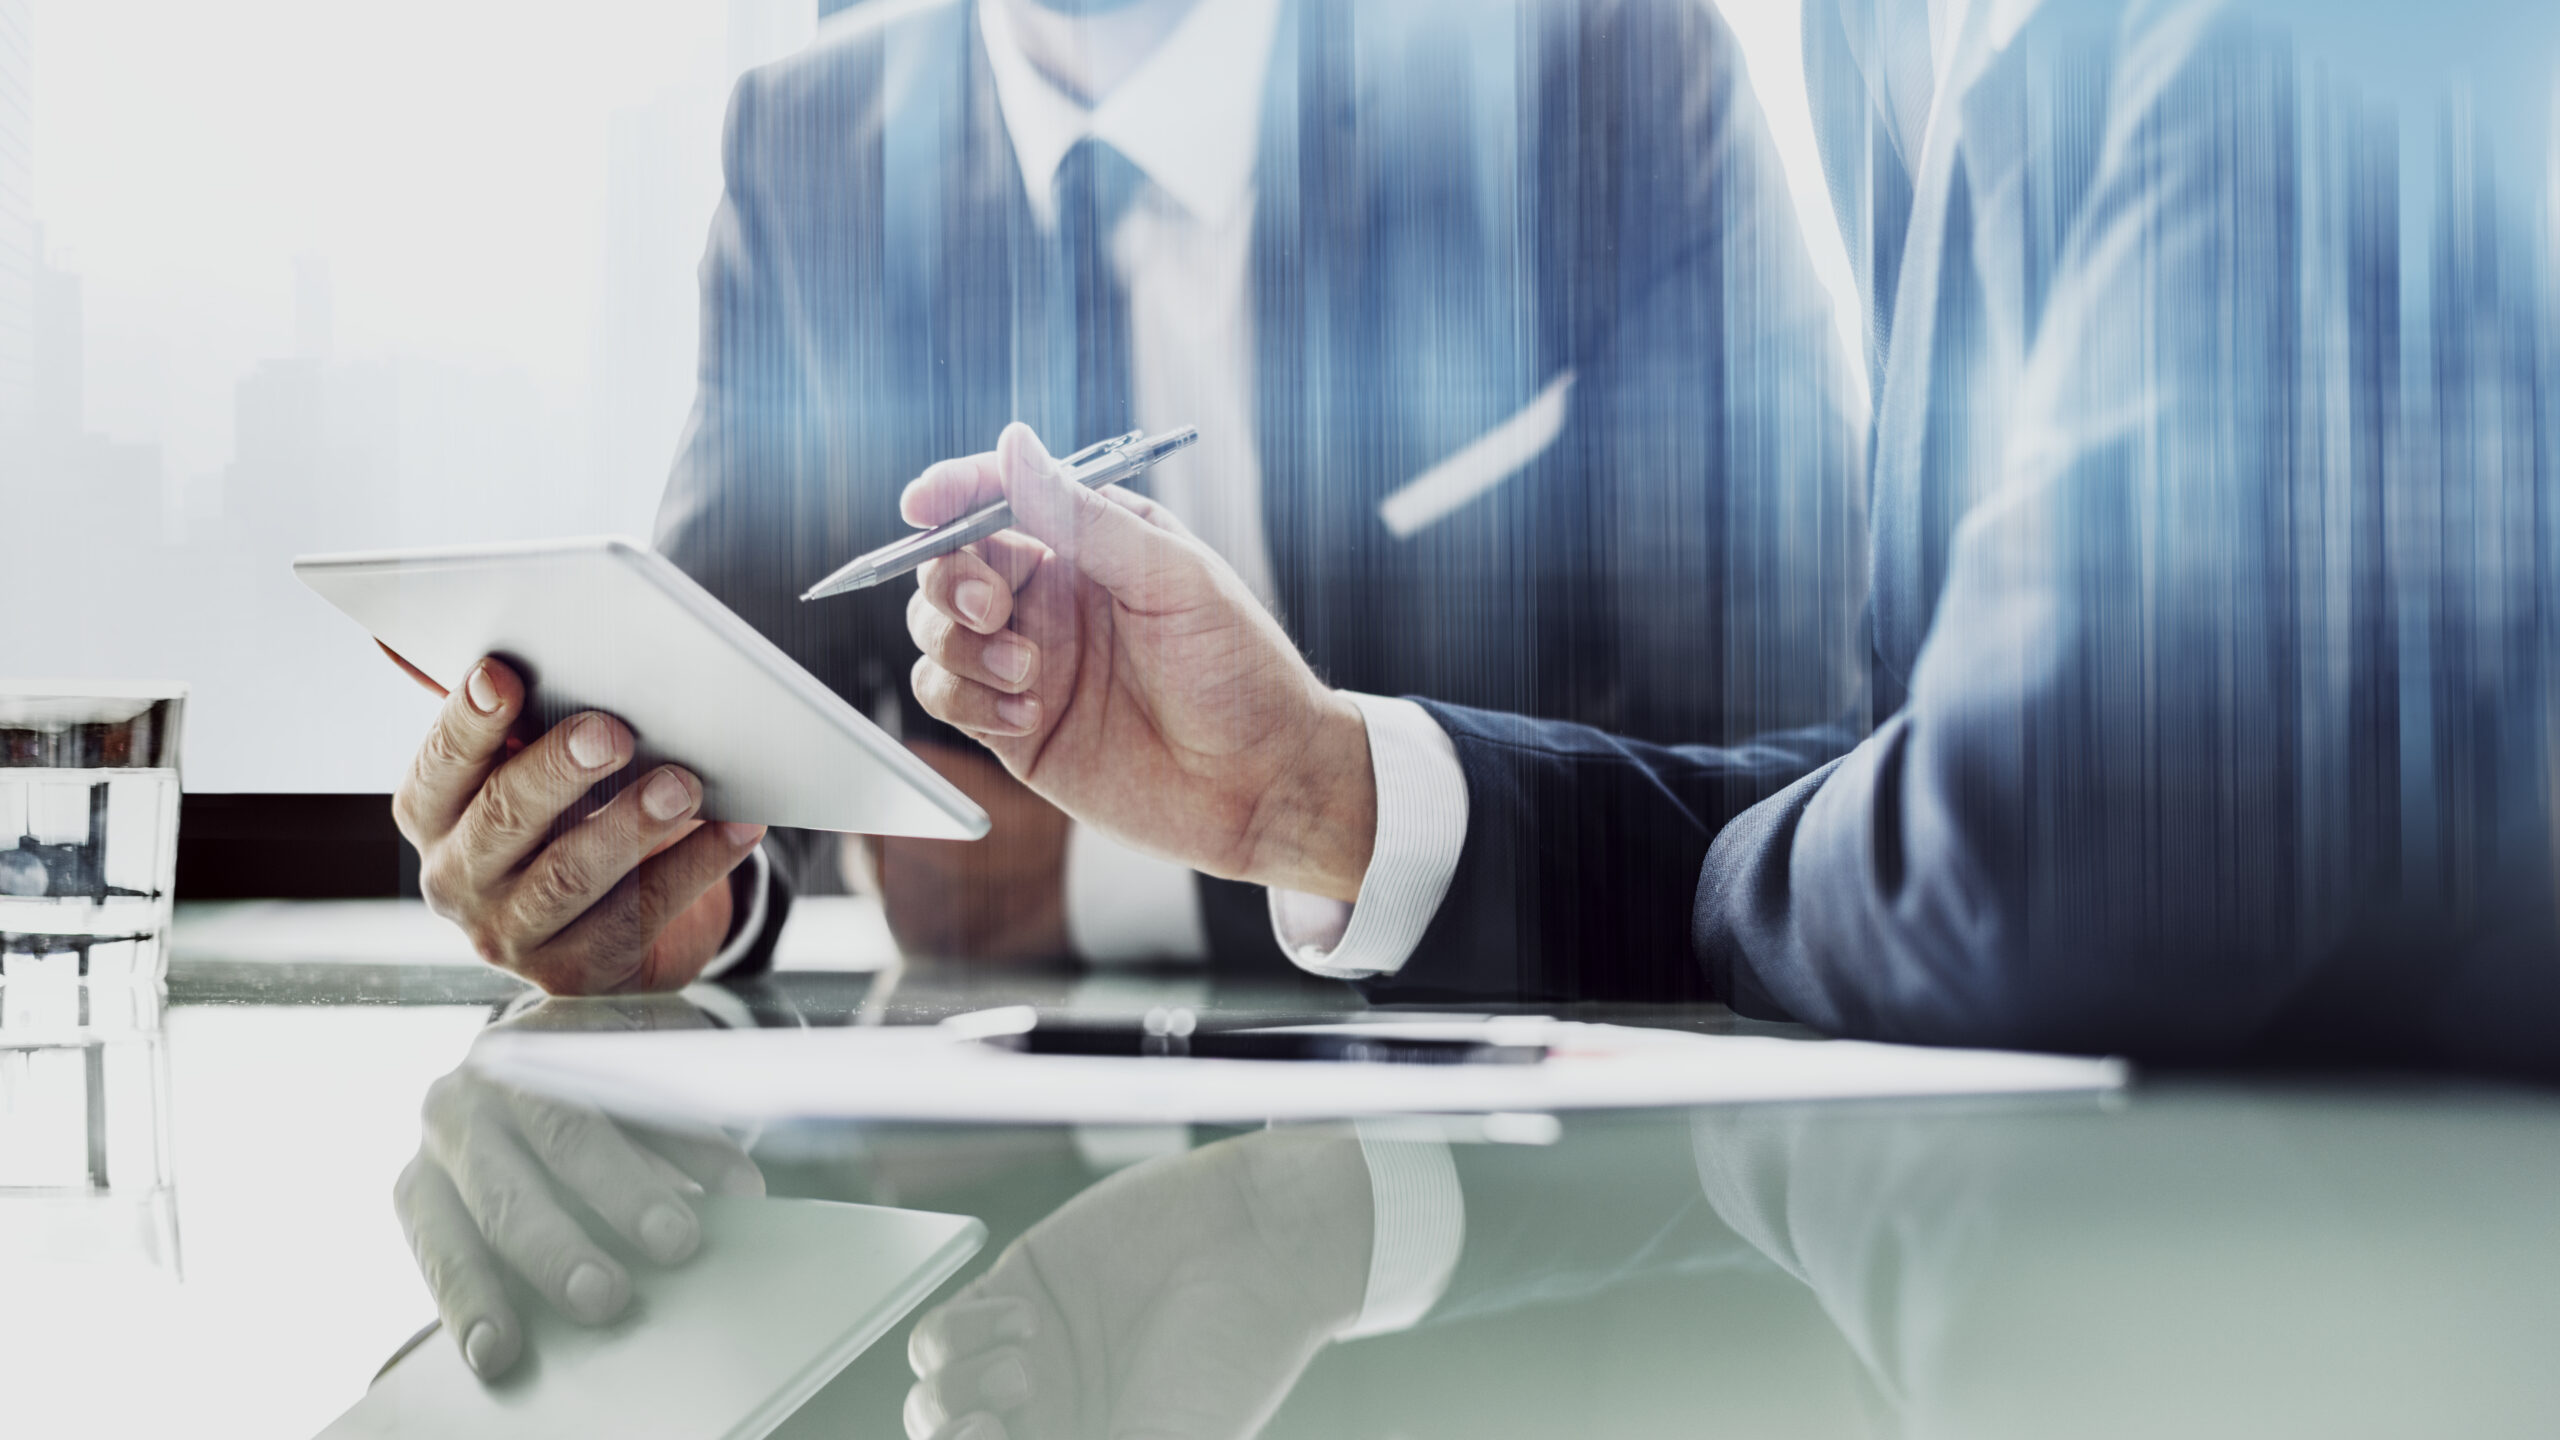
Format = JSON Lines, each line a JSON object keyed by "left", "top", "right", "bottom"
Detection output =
{"left": 320, "top": 1196, "right": 986, "bottom": 1440}
{"left": 296, "top": 536, "right": 989, "bottom": 840}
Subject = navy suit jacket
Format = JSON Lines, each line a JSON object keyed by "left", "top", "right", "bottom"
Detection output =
{"left": 1383, "top": 0, "right": 2560, "bottom": 1074}
{"left": 655, "top": 0, "right": 1865, "bottom": 971}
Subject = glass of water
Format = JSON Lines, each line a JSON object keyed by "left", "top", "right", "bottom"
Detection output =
{"left": 1, "top": 683, "right": 185, "bottom": 1270}
{"left": 0, "top": 682, "right": 186, "bottom": 986}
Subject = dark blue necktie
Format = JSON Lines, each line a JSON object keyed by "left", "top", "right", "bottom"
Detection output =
{"left": 1051, "top": 137, "right": 1145, "bottom": 448}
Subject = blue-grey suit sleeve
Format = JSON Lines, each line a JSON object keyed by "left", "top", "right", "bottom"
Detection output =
{"left": 1699, "top": 4, "right": 2559, "bottom": 1063}
{"left": 1355, "top": 701, "right": 1850, "bottom": 1006}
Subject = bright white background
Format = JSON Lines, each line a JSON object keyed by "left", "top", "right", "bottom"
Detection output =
{"left": 13, "top": 0, "right": 1851, "bottom": 793}
{"left": 1, "top": 1006, "right": 492, "bottom": 1437}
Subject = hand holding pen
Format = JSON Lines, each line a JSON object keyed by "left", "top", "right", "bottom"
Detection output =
{"left": 893, "top": 423, "right": 1378, "bottom": 905}
{"left": 801, "top": 426, "right": 1200, "bottom": 601}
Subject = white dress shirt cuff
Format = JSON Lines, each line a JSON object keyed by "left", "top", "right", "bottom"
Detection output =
{"left": 695, "top": 843, "right": 771, "bottom": 981}
{"left": 1339, "top": 1126, "right": 1465, "bottom": 1339}
{"left": 1269, "top": 694, "right": 1468, "bottom": 980}
{"left": 1066, "top": 822, "right": 1210, "bottom": 964}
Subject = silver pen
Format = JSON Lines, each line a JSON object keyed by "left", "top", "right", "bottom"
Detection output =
{"left": 799, "top": 426, "right": 1200, "bottom": 601}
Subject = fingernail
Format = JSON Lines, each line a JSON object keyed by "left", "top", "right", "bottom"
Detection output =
{"left": 720, "top": 821, "right": 766, "bottom": 847}
{"left": 566, "top": 1262, "right": 621, "bottom": 1321}
{"left": 567, "top": 715, "right": 621, "bottom": 770}
{"left": 995, "top": 695, "right": 1038, "bottom": 732}
{"left": 465, "top": 664, "right": 501, "bottom": 715}
{"left": 640, "top": 1203, "right": 698, "bottom": 1264}
{"left": 463, "top": 1320, "right": 507, "bottom": 1377}
{"left": 982, "top": 1353, "right": 1032, "bottom": 1408}
{"left": 642, "top": 768, "right": 694, "bottom": 822}
{"left": 986, "top": 637, "right": 1032, "bottom": 685}
{"left": 955, "top": 579, "right": 995, "bottom": 627}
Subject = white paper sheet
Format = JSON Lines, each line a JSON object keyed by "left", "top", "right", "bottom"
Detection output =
{"left": 470, "top": 1019, "right": 2128, "bottom": 1128}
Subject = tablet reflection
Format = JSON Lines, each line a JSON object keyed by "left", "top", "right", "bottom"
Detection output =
{"left": 390, "top": 994, "right": 765, "bottom": 1381}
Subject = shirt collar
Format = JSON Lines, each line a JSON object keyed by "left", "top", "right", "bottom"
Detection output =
{"left": 978, "top": 0, "right": 1284, "bottom": 231}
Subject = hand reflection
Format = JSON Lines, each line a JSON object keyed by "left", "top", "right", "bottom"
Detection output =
{"left": 392, "top": 995, "right": 765, "bottom": 1379}
{"left": 903, "top": 1128, "right": 1373, "bottom": 1440}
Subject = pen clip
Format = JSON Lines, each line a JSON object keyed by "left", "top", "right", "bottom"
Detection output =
{"left": 1060, "top": 430, "right": 1143, "bottom": 471}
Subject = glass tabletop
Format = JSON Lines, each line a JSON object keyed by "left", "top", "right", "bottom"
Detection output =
{"left": 11, "top": 901, "right": 2560, "bottom": 1438}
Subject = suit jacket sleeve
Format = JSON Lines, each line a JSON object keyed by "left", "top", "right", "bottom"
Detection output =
{"left": 1698, "top": 5, "right": 2560, "bottom": 1064}
{"left": 1353, "top": 700, "right": 1852, "bottom": 1005}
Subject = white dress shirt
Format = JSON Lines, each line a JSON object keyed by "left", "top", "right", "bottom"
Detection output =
{"left": 974, "top": 0, "right": 1476, "bottom": 979}
{"left": 980, "top": 0, "right": 1275, "bottom": 965}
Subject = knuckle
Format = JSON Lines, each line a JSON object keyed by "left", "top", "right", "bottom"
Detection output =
{"left": 392, "top": 1154, "right": 431, "bottom": 1216}
{"left": 416, "top": 1243, "right": 479, "bottom": 1309}
{"left": 420, "top": 713, "right": 477, "bottom": 775}
{"left": 417, "top": 852, "right": 459, "bottom": 915}
{"left": 473, "top": 1176, "right": 536, "bottom": 1240}
{"left": 511, "top": 1098, "right": 587, "bottom": 1164}
{"left": 910, "top": 657, "right": 952, "bottom": 714}
{"left": 390, "top": 785, "right": 423, "bottom": 842}
{"left": 538, "top": 847, "right": 600, "bottom": 912}
{"left": 908, "top": 594, "right": 951, "bottom": 654}
{"left": 473, "top": 781, "right": 525, "bottom": 844}
{"left": 512, "top": 866, "right": 589, "bottom": 937}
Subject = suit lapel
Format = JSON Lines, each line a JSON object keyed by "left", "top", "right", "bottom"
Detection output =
{"left": 1868, "top": 0, "right": 2005, "bottom": 682}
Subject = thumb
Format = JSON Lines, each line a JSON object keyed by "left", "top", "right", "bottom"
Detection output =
{"left": 997, "top": 423, "right": 1194, "bottom": 601}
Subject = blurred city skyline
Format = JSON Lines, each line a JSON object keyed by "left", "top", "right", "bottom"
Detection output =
{"left": 2, "top": 0, "right": 1846, "bottom": 791}
{"left": 2, "top": 0, "right": 824, "bottom": 789}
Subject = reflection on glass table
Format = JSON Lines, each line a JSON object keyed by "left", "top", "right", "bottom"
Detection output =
{"left": 342, "top": 996, "right": 982, "bottom": 1437}
{"left": 14, "top": 925, "right": 2560, "bottom": 1439}
{"left": 391, "top": 996, "right": 771, "bottom": 1381}
{"left": 347, "top": 987, "right": 2560, "bottom": 1440}
{"left": 883, "top": 1090, "right": 2560, "bottom": 1440}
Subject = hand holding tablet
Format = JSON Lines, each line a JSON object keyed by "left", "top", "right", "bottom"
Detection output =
{"left": 297, "top": 537, "right": 990, "bottom": 991}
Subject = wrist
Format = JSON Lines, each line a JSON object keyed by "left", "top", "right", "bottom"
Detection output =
{"left": 1244, "top": 690, "right": 1376, "bottom": 902}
